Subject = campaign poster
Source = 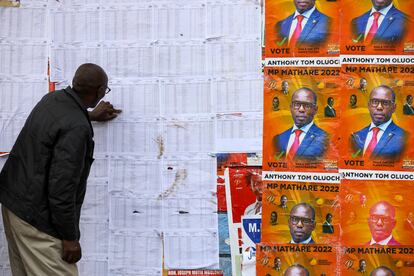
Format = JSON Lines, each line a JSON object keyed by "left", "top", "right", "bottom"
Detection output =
{"left": 264, "top": 0, "right": 339, "bottom": 58}
{"left": 0, "top": 0, "right": 20, "bottom": 7}
{"left": 341, "top": 0, "right": 414, "bottom": 55}
{"left": 339, "top": 62, "right": 414, "bottom": 171}
{"left": 341, "top": 179, "right": 414, "bottom": 246}
{"left": 340, "top": 246, "right": 414, "bottom": 275}
{"left": 261, "top": 172, "right": 341, "bottom": 245}
{"left": 263, "top": 66, "right": 341, "bottom": 173}
{"left": 241, "top": 216, "right": 261, "bottom": 276}
{"left": 256, "top": 244, "right": 338, "bottom": 275}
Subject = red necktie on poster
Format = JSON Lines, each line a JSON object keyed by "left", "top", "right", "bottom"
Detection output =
{"left": 288, "top": 129, "right": 303, "bottom": 159}
{"left": 365, "top": 12, "right": 381, "bottom": 43}
{"left": 364, "top": 127, "right": 380, "bottom": 157}
{"left": 289, "top": 15, "right": 304, "bottom": 46}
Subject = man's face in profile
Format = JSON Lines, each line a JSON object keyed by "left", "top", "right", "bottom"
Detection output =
{"left": 368, "top": 87, "right": 396, "bottom": 126}
{"left": 368, "top": 202, "right": 396, "bottom": 242}
{"left": 360, "top": 78, "right": 367, "bottom": 89}
{"left": 284, "top": 265, "right": 309, "bottom": 276}
{"left": 371, "top": 0, "right": 393, "bottom": 11}
{"left": 250, "top": 174, "right": 263, "bottom": 201}
{"left": 293, "top": 0, "right": 316, "bottom": 13}
{"left": 289, "top": 204, "right": 315, "bottom": 243}
{"left": 290, "top": 89, "right": 317, "bottom": 128}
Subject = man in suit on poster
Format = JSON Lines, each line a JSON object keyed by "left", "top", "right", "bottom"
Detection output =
{"left": 243, "top": 170, "right": 263, "bottom": 215}
{"left": 324, "top": 97, "right": 336, "bottom": 117}
{"left": 351, "top": 0, "right": 409, "bottom": 44}
{"left": 273, "top": 87, "right": 329, "bottom": 161}
{"left": 275, "top": 0, "right": 331, "bottom": 47}
{"left": 350, "top": 85, "right": 407, "bottom": 160}
{"left": 366, "top": 201, "right": 401, "bottom": 246}
{"left": 403, "top": 95, "right": 414, "bottom": 115}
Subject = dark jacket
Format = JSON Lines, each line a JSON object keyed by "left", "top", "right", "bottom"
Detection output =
{"left": 0, "top": 87, "right": 94, "bottom": 241}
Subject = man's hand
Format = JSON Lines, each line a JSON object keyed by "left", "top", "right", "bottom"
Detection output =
{"left": 62, "top": 240, "right": 82, "bottom": 264}
{"left": 89, "top": 101, "right": 122, "bottom": 122}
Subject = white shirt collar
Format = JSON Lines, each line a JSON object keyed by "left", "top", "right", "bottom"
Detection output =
{"left": 369, "top": 118, "right": 392, "bottom": 132}
{"left": 370, "top": 234, "right": 393, "bottom": 245}
{"left": 370, "top": 2, "right": 393, "bottom": 16}
{"left": 294, "top": 5, "right": 316, "bottom": 19}
{"left": 291, "top": 236, "right": 313, "bottom": 244}
{"left": 292, "top": 121, "right": 314, "bottom": 133}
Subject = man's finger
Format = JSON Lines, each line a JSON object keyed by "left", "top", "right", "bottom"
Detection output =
{"left": 113, "top": 109, "right": 122, "bottom": 114}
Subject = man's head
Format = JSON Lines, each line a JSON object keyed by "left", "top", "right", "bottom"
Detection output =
{"left": 289, "top": 203, "right": 315, "bottom": 243}
{"left": 282, "top": 80, "right": 289, "bottom": 92}
{"left": 327, "top": 97, "right": 334, "bottom": 107}
{"left": 284, "top": 264, "right": 310, "bottom": 276}
{"left": 368, "top": 201, "right": 396, "bottom": 242}
{"left": 280, "top": 195, "right": 288, "bottom": 207}
{"left": 368, "top": 85, "right": 396, "bottom": 126}
{"left": 370, "top": 266, "right": 395, "bottom": 276}
{"left": 72, "top": 63, "right": 109, "bottom": 108}
{"left": 407, "top": 212, "right": 414, "bottom": 221}
{"left": 271, "top": 211, "right": 278, "bottom": 224}
{"left": 293, "top": 0, "right": 316, "bottom": 14}
{"left": 359, "top": 259, "right": 367, "bottom": 270}
{"left": 326, "top": 213, "right": 333, "bottom": 223}
{"left": 406, "top": 95, "right": 413, "bottom": 105}
{"left": 274, "top": 257, "right": 282, "bottom": 268}
{"left": 360, "top": 78, "right": 368, "bottom": 89}
{"left": 370, "top": 0, "right": 393, "bottom": 11}
{"left": 290, "top": 87, "right": 318, "bottom": 128}
{"left": 247, "top": 170, "right": 263, "bottom": 201}
{"left": 350, "top": 94, "right": 357, "bottom": 107}
{"left": 273, "top": 96, "right": 280, "bottom": 110}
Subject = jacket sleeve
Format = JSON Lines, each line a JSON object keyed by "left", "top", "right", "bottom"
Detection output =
{"left": 48, "top": 125, "right": 90, "bottom": 241}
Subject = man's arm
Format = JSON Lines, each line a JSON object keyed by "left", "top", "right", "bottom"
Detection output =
{"left": 88, "top": 101, "right": 122, "bottom": 121}
{"left": 48, "top": 125, "right": 90, "bottom": 263}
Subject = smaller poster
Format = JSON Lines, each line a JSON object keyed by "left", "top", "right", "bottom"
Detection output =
{"left": 256, "top": 243, "right": 338, "bottom": 275}
{"left": 341, "top": 0, "right": 414, "bottom": 55}
{"left": 261, "top": 173, "right": 340, "bottom": 245}
{"left": 264, "top": 0, "right": 340, "bottom": 57}
{"left": 341, "top": 179, "right": 414, "bottom": 246}
{"left": 340, "top": 246, "right": 414, "bottom": 275}
{"left": 241, "top": 215, "right": 261, "bottom": 276}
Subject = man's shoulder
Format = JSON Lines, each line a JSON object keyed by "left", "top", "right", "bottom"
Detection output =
{"left": 309, "top": 123, "right": 328, "bottom": 136}
{"left": 312, "top": 8, "right": 330, "bottom": 20}
{"left": 388, "top": 5, "right": 408, "bottom": 18}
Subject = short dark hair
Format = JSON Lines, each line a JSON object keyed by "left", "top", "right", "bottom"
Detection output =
{"left": 407, "top": 95, "right": 413, "bottom": 101}
{"left": 326, "top": 213, "right": 332, "bottom": 220}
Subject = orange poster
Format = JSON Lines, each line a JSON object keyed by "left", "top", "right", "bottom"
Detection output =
{"left": 257, "top": 244, "right": 338, "bottom": 275}
{"left": 341, "top": 179, "right": 414, "bottom": 246}
{"left": 261, "top": 178, "right": 340, "bottom": 245}
{"left": 263, "top": 67, "right": 340, "bottom": 173}
{"left": 339, "top": 63, "right": 414, "bottom": 171}
{"left": 340, "top": 246, "right": 414, "bottom": 275}
{"left": 265, "top": 0, "right": 340, "bottom": 58}
{"left": 341, "top": 0, "right": 414, "bottom": 55}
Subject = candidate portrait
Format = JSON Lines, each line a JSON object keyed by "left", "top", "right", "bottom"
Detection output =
{"left": 366, "top": 201, "right": 400, "bottom": 246}
{"left": 275, "top": 0, "right": 331, "bottom": 47}
{"left": 351, "top": 0, "right": 409, "bottom": 44}
{"left": 284, "top": 264, "right": 310, "bottom": 276}
{"left": 288, "top": 203, "right": 316, "bottom": 244}
{"left": 273, "top": 87, "right": 329, "bottom": 161}
{"left": 370, "top": 266, "right": 395, "bottom": 276}
{"left": 350, "top": 85, "right": 407, "bottom": 160}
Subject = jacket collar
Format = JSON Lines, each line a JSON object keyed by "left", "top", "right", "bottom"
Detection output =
{"left": 63, "top": 86, "right": 94, "bottom": 136}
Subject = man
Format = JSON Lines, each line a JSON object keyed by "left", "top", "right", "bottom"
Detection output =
{"left": 358, "top": 259, "right": 367, "bottom": 273}
{"left": 0, "top": 63, "right": 120, "bottom": 275}
{"left": 288, "top": 203, "right": 315, "bottom": 244}
{"left": 366, "top": 201, "right": 400, "bottom": 245}
{"left": 244, "top": 170, "right": 263, "bottom": 215}
{"left": 351, "top": 0, "right": 409, "bottom": 44}
{"left": 322, "top": 213, "right": 334, "bottom": 234}
{"left": 359, "top": 78, "right": 368, "bottom": 93}
{"left": 270, "top": 211, "right": 278, "bottom": 225}
{"left": 403, "top": 95, "right": 414, "bottom": 115}
{"left": 273, "top": 257, "right": 282, "bottom": 271}
{"left": 273, "top": 87, "right": 329, "bottom": 161}
{"left": 284, "top": 264, "right": 310, "bottom": 276}
{"left": 279, "top": 195, "right": 288, "bottom": 209}
{"left": 370, "top": 266, "right": 395, "bottom": 276}
{"left": 350, "top": 94, "right": 358, "bottom": 109}
{"left": 273, "top": 96, "right": 280, "bottom": 111}
{"left": 324, "top": 97, "right": 336, "bottom": 117}
{"left": 281, "top": 80, "right": 290, "bottom": 95}
{"left": 275, "top": 0, "right": 331, "bottom": 47}
{"left": 350, "top": 85, "right": 407, "bottom": 160}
